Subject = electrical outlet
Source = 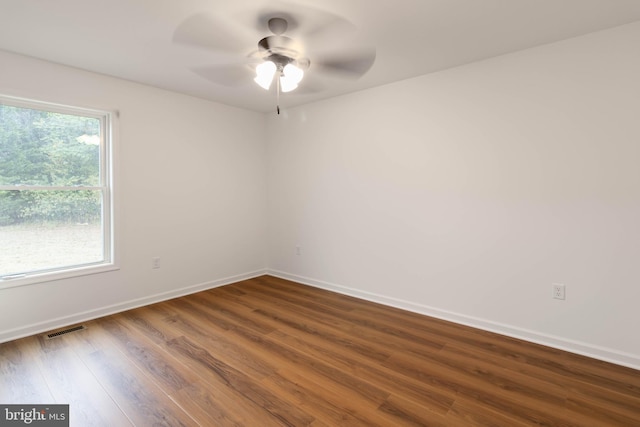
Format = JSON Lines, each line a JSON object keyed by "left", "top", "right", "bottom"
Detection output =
{"left": 152, "top": 257, "right": 160, "bottom": 269}
{"left": 295, "top": 245, "right": 301, "bottom": 256}
{"left": 552, "top": 283, "right": 565, "bottom": 300}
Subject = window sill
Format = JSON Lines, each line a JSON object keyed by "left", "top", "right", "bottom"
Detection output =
{"left": 0, "top": 263, "right": 120, "bottom": 290}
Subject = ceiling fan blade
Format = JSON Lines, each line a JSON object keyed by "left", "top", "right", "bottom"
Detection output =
{"left": 191, "top": 63, "right": 256, "bottom": 87}
{"left": 314, "top": 48, "right": 376, "bottom": 79}
{"left": 295, "top": 79, "right": 325, "bottom": 94}
{"left": 173, "top": 12, "right": 254, "bottom": 53}
{"left": 301, "top": 18, "right": 358, "bottom": 47}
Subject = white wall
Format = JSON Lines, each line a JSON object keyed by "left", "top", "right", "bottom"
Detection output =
{"left": 266, "top": 22, "right": 640, "bottom": 369}
{"left": 0, "top": 51, "right": 267, "bottom": 341}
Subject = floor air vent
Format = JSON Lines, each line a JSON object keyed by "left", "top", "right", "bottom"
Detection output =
{"left": 45, "top": 325, "right": 86, "bottom": 339}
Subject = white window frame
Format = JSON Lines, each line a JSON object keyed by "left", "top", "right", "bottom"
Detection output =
{"left": 0, "top": 95, "right": 118, "bottom": 288}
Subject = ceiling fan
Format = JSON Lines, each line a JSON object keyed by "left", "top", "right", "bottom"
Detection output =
{"left": 173, "top": 4, "right": 376, "bottom": 114}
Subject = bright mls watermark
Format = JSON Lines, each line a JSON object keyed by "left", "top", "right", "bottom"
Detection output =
{"left": 0, "top": 405, "right": 68, "bottom": 426}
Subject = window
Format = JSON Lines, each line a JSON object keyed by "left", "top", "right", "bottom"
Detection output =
{"left": 0, "top": 96, "right": 116, "bottom": 286}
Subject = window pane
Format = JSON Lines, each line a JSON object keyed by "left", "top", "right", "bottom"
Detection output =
{"left": 0, "top": 96, "right": 112, "bottom": 284}
{"left": 0, "top": 190, "right": 104, "bottom": 277}
{"left": 0, "top": 104, "right": 101, "bottom": 186}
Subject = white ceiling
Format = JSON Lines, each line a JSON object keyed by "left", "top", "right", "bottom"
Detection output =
{"left": 2, "top": 0, "right": 640, "bottom": 113}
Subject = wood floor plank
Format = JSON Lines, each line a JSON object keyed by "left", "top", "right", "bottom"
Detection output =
{"left": 383, "top": 351, "right": 582, "bottom": 426}
{"left": 564, "top": 392, "right": 640, "bottom": 426}
{"left": 227, "top": 296, "right": 395, "bottom": 365}
{"left": 351, "top": 298, "right": 640, "bottom": 398}
{"left": 268, "top": 367, "right": 393, "bottom": 426}
{"left": 226, "top": 282, "right": 441, "bottom": 361}
{"left": 167, "top": 334, "right": 316, "bottom": 426}
{"left": 244, "top": 276, "right": 362, "bottom": 313}
{"left": 376, "top": 393, "right": 450, "bottom": 427}
{"left": 0, "top": 338, "right": 55, "bottom": 404}
{"left": 95, "top": 316, "right": 198, "bottom": 394}
{"left": 162, "top": 298, "right": 283, "bottom": 380}
{"left": 442, "top": 340, "right": 640, "bottom": 420}
{"left": 266, "top": 328, "right": 456, "bottom": 416}
{"left": 1, "top": 275, "right": 639, "bottom": 426}
{"left": 174, "top": 291, "right": 394, "bottom": 407}
{"left": 259, "top": 370, "right": 375, "bottom": 426}
{"left": 169, "top": 382, "right": 243, "bottom": 427}
{"left": 80, "top": 344, "right": 196, "bottom": 426}
{"left": 25, "top": 337, "right": 133, "bottom": 427}
{"left": 194, "top": 289, "right": 277, "bottom": 335}
{"left": 121, "top": 301, "right": 308, "bottom": 426}
{"left": 445, "top": 396, "right": 532, "bottom": 427}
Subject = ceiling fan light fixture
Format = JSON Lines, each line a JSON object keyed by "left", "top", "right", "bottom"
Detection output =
{"left": 283, "top": 63, "right": 304, "bottom": 82}
{"left": 280, "top": 63, "right": 304, "bottom": 92}
{"left": 254, "top": 60, "right": 277, "bottom": 90}
{"left": 280, "top": 79, "right": 298, "bottom": 93}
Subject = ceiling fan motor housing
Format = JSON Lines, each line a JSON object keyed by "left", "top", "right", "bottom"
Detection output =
{"left": 258, "top": 35, "right": 296, "bottom": 55}
{"left": 267, "top": 17, "right": 288, "bottom": 35}
{"left": 257, "top": 35, "right": 309, "bottom": 70}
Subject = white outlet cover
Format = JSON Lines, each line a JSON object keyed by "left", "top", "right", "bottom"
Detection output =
{"left": 553, "top": 283, "right": 566, "bottom": 300}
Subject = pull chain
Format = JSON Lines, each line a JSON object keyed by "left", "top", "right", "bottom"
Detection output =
{"left": 276, "top": 75, "right": 281, "bottom": 115}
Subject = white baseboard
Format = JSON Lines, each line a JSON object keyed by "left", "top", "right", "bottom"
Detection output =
{"left": 267, "top": 270, "right": 640, "bottom": 371}
{"left": 0, "top": 269, "right": 267, "bottom": 344}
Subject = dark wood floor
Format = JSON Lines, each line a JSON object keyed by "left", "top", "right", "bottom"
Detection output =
{"left": 1, "top": 275, "right": 639, "bottom": 426}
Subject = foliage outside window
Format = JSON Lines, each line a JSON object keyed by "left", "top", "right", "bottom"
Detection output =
{"left": 0, "top": 96, "right": 114, "bottom": 285}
